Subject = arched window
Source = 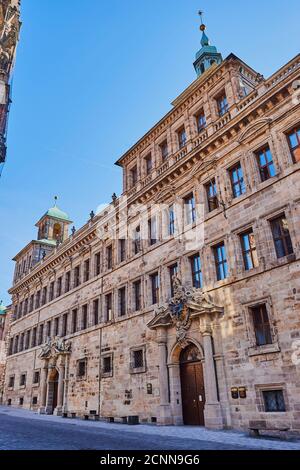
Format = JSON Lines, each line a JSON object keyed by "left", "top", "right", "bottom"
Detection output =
{"left": 53, "top": 223, "right": 62, "bottom": 240}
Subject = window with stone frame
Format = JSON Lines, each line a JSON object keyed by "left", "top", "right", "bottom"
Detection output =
{"left": 184, "top": 193, "right": 196, "bottom": 225}
{"left": 105, "top": 293, "right": 113, "bottom": 322}
{"left": 255, "top": 146, "right": 276, "bottom": 182}
{"left": 82, "top": 304, "right": 88, "bottom": 330}
{"left": 196, "top": 109, "right": 206, "bottom": 133}
{"left": 77, "top": 359, "right": 87, "bottom": 380}
{"left": 74, "top": 266, "right": 81, "bottom": 288}
{"left": 240, "top": 229, "right": 259, "bottom": 271}
{"left": 65, "top": 272, "right": 71, "bottom": 293}
{"left": 72, "top": 309, "right": 78, "bottom": 334}
{"left": 106, "top": 245, "right": 113, "bottom": 270}
{"left": 29, "top": 294, "right": 34, "bottom": 313}
{"left": 38, "top": 324, "right": 44, "bottom": 345}
{"left": 41, "top": 286, "right": 47, "bottom": 306}
{"left": 32, "top": 396, "right": 38, "bottom": 405}
{"left": 205, "top": 179, "right": 219, "bottom": 212}
{"left": 19, "top": 333, "right": 24, "bottom": 352}
{"left": 54, "top": 317, "right": 59, "bottom": 336}
{"left": 144, "top": 153, "right": 152, "bottom": 175}
{"left": 8, "top": 375, "right": 15, "bottom": 389}
{"left": 150, "top": 272, "right": 160, "bottom": 305}
{"left": 62, "top": 313, "right": 68, "bottom": 337}
{"left": 168, "top": 205, "right": 175, "bottom": 236}
{"left": 25, "top": 330, "right": 31, "bottom": 350}
{"left": 49, "top": 281, "right": 55, "bottom": 301}
{"left": 46, "top": 320, "right": 51, "bottom": 339}
{"left": 160, "top": 140, "right": 169, "bottom": 161}
{"left": 133, "top": 279, "right": 142, "bottom": 312}
{"left": 57, "top": 277, "right": 63, "bottom": 297}
{"left": 23, "top": 298, "right": 28, "bottom": 315}
{"left": 177, "top": 127, "right": 187, "bottom": 149}
{"left": 102, "top": 354, "right": 113, "bottom": 377}
{"left": 216, "top": 91, "right": 229, "bottom": 117}
{"left": 130, "top": 165, "right": 138, "bottom": 187}
{"left": 118, "top": 286, "right": 126, "bottom": 317}
{"left": 270, "top": 215, "right": 294, "bottom": 259}
{"left": 119, "top": 239, "right": 126, "bottom": 263}
{"left": 250, "top": 304, "right": 272, "bottom": 347}
{"left": 93, "top": 299, "right": 99, "bottom": 325}
{"left": 229, "top": 162, "right": 246, "bottom": 198}
{"left": 84, "top": 259, "right": 90, "bottom": 282}
{"left": 19, "top": 397, "right": 24, "bottom": 406}
{"left": 130, "top": 346, "right": 146, "bottom": 374}
{"left": 213, "top": 243, "right": 228, "bottom": 281}
{"left": 19, "top": 373, "right": 26, "bottom": 387}
{"left": 190, "top": 254, "right": 203, "bottom": 289}
{"left": 263, "top": 390, "right": 286, "bottom": 412}
{"left": 94, "top": 252, "right": 101, "bottom": 276}
{"left": 8, "top": 338, "right": 13, "bottom": 356}
{"left": 14, "top": 335, "right": 19, "bottom": 354}
{"left": 133, "top": 225, "right": 141, "bottom": 255}
{"left": 148, "top": 216, "right": 158, "bottom": 246}
{"left": 31, "top": 327, "right": 37, "bottom": 348}
{"left": 33, "top": 370, "right": 40, "bottom": 385}
{"left": 35, "top": 291, "right": 41, "bottom": 310}
{"left": 287, "top": 125, "right": 300, "bottom": 163}
{"left": 169, "top": 263, "right": 178, "bottom": 297}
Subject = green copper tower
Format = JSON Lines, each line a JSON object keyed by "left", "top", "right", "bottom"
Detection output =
{"left": 193, "top": 11, "right": 223, "bottom": 77}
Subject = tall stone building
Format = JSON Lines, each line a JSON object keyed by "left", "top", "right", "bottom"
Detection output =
{"left": 0, "top": 0, "right": 21, "bottom": 177}
{"left": 0, "top": 303, "right": 11, "bottom": 403}
{"left": 3, "top": 18, "right": 300, "bottom": 434}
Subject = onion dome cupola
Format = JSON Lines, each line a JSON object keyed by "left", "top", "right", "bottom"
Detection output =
{"left": 193, "top": 11, "right": 223, "bottom": 77}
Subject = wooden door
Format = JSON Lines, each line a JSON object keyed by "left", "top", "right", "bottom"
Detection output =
{"left": 180, "top": 351, "right": 205, "bottom": 426}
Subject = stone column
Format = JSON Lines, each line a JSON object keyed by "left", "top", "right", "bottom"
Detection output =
{"left": 157, "top": 327, "right": 172, "bottom": 425}
{"left": 62, "top": 355, "right": 70, "bottom": 415}
{"left": 54, "top": 362, "right": 65, "bottom": 416}
{"left": 201, "top": 317, "right": 223, "bottom": 429}
{"left": 39, "top": 363, "right": 48, "bottom": 414}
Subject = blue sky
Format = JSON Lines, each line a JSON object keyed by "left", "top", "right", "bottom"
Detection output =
{"left": 0, "top": 0, "right": 299, "bottom": 305}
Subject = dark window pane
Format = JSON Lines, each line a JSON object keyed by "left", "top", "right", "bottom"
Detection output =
{"left": 263, "top": 390, "right": 286, "bottom": 412}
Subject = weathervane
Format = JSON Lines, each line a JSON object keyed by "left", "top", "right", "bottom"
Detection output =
{"left": 198, "top": 9, "right": 206, "bottom": 31}
{"left": 54, "top": 195, "right": 58, "bottom": 206}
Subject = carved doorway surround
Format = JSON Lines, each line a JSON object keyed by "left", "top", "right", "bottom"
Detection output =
{"left": 38, "top": 337, "right": 71, "bottom": 416}
{"left": 148, "top": 276, "right": 225, "bottom": 429}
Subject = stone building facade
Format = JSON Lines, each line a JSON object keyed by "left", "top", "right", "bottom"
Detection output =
{"left": 0, "top": 0, "right": 21, "bottom": 177}
{"left": 0, "top": 303, "right": 11, "bottom": 403}
{"left": 3, "top": 21, "right": 300, "bottom": 433}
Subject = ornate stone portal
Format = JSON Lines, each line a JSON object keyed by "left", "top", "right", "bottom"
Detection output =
{"left": 39, "top": 337, "right": 71, "bottom": 416}
{"left": 148, "top": 276, "right": 225, "bottom": 429}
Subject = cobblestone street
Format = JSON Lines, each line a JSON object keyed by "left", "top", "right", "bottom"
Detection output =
{"left": 1, "top": 407, "right": 300, "bottom": 451}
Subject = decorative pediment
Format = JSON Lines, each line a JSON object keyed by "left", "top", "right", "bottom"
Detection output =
{"left": 147, "top": 276, "right": 223, "bottom": 345}
{"left": 237, "top": 118, "right": 272, "bottom": 144}
{"left": 153, "top": 185, "right": 176, "bottom": 204}
{"left": 39, "top": 337, "right": 72, "bottom": 360}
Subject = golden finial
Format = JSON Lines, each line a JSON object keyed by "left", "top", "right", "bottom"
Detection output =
{"left": 198, "top": 10, "right": 206, "bottom": 31}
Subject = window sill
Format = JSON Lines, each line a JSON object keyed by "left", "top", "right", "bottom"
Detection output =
{"left": 130, "top": 367, "right": 147, "bottom": 375}
{"left": 101, "top": 372, "right": 113, "bottom": 379}
{"left": 248, "top": 343, "right": 280, "bottom": 357}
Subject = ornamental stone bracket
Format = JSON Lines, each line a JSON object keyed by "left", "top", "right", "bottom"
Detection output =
{"left": 147, "top": 276, "right": 224, "bottom": 346}
{"left": 39, "top": 337, "right": 72, "bottom": 362}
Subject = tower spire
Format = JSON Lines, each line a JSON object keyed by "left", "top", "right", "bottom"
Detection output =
{"left": 193, "top": 10, "right": 223, "bottom": 77}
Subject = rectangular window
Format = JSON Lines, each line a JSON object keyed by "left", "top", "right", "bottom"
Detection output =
{"left": 256, "top": 146, "right": 276, "bottom": 182}
{"left": 25, "top": 331, "right": 30, "bottom": 350}
{"left": 205, "top": 179, "right": 219, "bottom": 212}
{"left": 148, "top": 217, "right": 157, "bottom": 246}
{"left": 84, "top": 259, "right": 90, "bottom": 282}
{"left": 24, "top": 298, "right": 28, "bottom": 315}
{"left": 77, "top": 360, "right": 86, "bottom": 378}
{"left": 119, "top": 287, "right": 126, "bottom": 317}
{"left": 33, "top": 371, "right": 40, "bottom": 385}
{"left": 57, "top": 277, "right": 62, "bottom": 297}
{"left": 103, "top": 356, "right": 112, "bottom": 375}
{"left": 31, "top": 327, "right": 37, "bottom": 348}
{"left": 263, "top": 390, "right": 286, "bottom": 412}
{"left": 178, "top": 127, "right": 187, "bottom": 149}
{"left": 46, "top": 321, "right": 51, "bottom": 339}
{"left": 133, "top": 280, "right": 142, "bottom": 311}
{"left": 42, "top": 287, "right": 47, "bottom": 306}
{"left": 169, "top": 205, "right": 175, "bottom": 236}
{"left": 54, "top": 317, "right": 59, "bottom": 336}
{"left": 93, "top": 299, "right": 99, "bottom": 325}
{"left": 74, "top": 267, "right": 80, "bottom": 288}
{"left": 72, "top": 309, "right": 78, "bottom": 334}
{"left": 107, "top": 245, "right": 113, "bottom": 270}
{"left": 196, "top": 110, "right": 206, "bottom": 133}
{"left": 105, "top": 294, "right": 112, "bottom": 322}
{"left": 133, "top": 226, "right": 141, "bottom": 254}
{"left": 230, "top": 163, "right": 246, "bottom": 198}
{"left": 19, "top": 333, "right": 25, "bottom": 351}
{"left": 62, "top": 314, "right": 68, "bottom": 337}
{"left": 270, "top": 216, "right": 294, "bottom": 259}
{"left": 49, "top": 282, "right": 55, "bottom": 301}
{"left": 133, "top": 349, "right": 144, "bottom": 369}
{"left": 130, "top": 166, "right": 138, "bottom": 187}
{"left": 65, "top": 272, "right": 71, "bottom": 293}
{"left": 8, "top": 338, "right": 13, "bottom": 356}
{"left": 160, "top": 140, "right": 168, "bottom": 160}
{"left": 119, "top": 239, "right": 126, "bottom": 263}
{"left": 8, "top": 376, "right": 14, "bottom": 388}
{"left": 250, "top": 304, "right": 272, "bottom": 346}
{"left": 82, "top": 305, "right": 88, "bottom": 330}
{"left": 14, "top": 335, "right": 19, "bottom": 354}
{"left": 240, "top": 230, "right": 259, "bottom": 271}
{"left": 169, "top": 264, "right": 178, "bottom": 297}
{"left": 20, "top": 374, "right": 26, "bottom": 387}
{"left": 32, "top": 396, "right": 38, "bottom": 405}
{"left": 145, "top": 153, "right": 152, "bottom": 175}
{"left": 214, "top": 243, "right": 228, "bottom": 281}
{"left": 38, "top": 325, "right": 44, "bottom": 345}
{"left": 29, "top": 295, "right": 34, "bottom": 313}
{"left": 217, "top": 93, "right": 229, "bottom": 117}
{"left": 94, "top": 252, "right": 101, "bottom": 276}
{"left": 190, "top": 254, "right": 203, "bottom": 289}
{"left": 35, "top": 291, "right": 41, "bottom": 310}
{"left": 184, "top": 194, "right": 196, "bottom": 225}
{"left": 287, "top": 126, "right": 300, "bottom": 163}
{"left": 151, "top": 272, "right": 160, "bottom": 305}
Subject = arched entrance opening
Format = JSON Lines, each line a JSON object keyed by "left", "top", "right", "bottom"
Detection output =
{"left": 47, "top": 368, "right": 59, "bottom": 415}
{"left": 180, "top": 344, "right": 205, "bottom": 426}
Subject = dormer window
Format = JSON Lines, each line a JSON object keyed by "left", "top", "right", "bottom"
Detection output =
{"left": 160, "top": 140, "right": 168, "bottom": 160}
{"left": 196, "top": 110, "right": 206, "bottom": 133}
{"left": 216, "top": 92, "right": 229, "bottom": 117}
{"left": 178, "top": 128, "right": 187, "bottom": 149}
